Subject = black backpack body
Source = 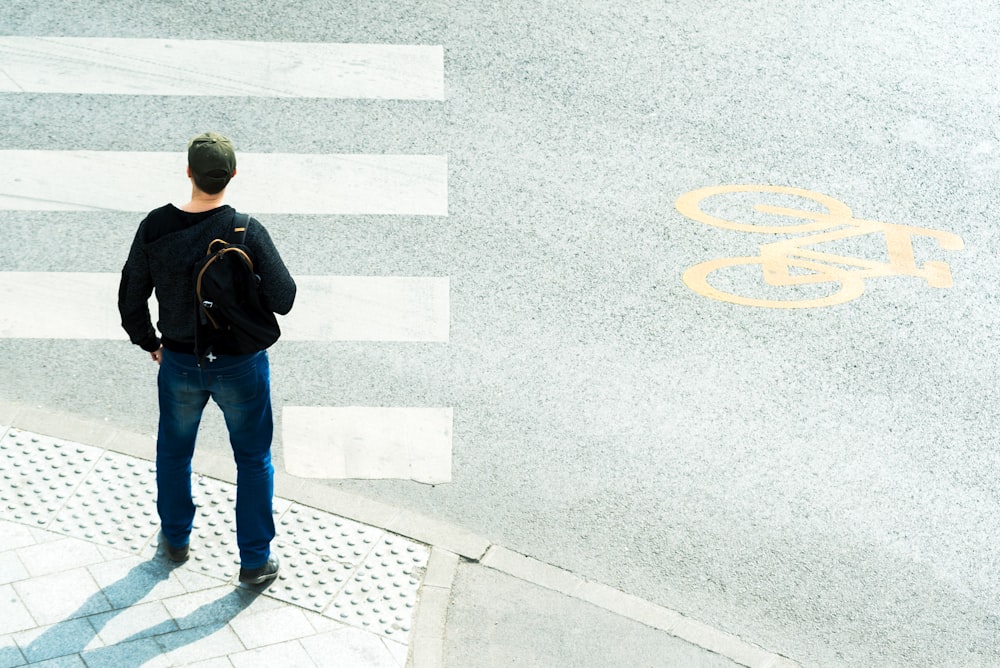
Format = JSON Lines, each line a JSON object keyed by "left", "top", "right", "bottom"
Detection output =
{"left": 192, "top": 212, "right": 280, "bottom": 364}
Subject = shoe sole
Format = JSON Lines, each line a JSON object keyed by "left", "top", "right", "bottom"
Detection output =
{"left": 239, "top": 571, "right": 279, "bottom": 585}
{"left": 239, "top": 565, "right": 279, "bottom": 585}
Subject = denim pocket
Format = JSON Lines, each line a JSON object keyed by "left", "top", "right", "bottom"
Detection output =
{"left": 213, "top": 364, "right": 260, "bottom": 405}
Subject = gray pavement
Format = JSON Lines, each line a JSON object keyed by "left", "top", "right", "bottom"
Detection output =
{"left": 444, "top": 564, "right": 739, "bottom": 668}
{"left": 3, "top": 1, "right": 1000, "bottom": 665}
{"left": 0, "top": 410, "right": 793, "bottom": 667}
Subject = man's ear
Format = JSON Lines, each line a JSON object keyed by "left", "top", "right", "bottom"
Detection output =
{"left": 231, "top": 168, "right": 237, "bottom": 178}
{"left": 186, "top": 165, "right": 193, "bottom": 178}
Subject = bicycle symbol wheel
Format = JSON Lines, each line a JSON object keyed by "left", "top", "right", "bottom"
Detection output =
{"left": 675, "top": 184, "right": 854, "bottom": 234}
{"left": 682, "top": 256, "right": 866, "bottom": 309}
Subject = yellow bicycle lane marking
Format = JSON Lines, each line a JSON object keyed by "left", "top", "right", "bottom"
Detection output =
{"left": 676, "top": 185, "right": 965, "bottom": 309}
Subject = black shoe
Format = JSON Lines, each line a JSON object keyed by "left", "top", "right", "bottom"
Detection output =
{"left": 163, "top": 538, "right": 189, "bottom": 563}
{"left": 239, "top": 556, "right": 279, "bottom": 585}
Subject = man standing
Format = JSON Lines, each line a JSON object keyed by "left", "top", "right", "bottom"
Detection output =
{"left": 118, "top": 132, "right": 296, "bottom": 585}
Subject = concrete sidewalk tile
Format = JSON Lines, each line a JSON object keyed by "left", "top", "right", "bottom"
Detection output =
{"left": 16, "top": 538, "right": 105, "bottom": 577}
{"left": 0, "top": 521, "right": 37, "bottom": 552}
{"left": 160, "top": 586, "right": 252, "bottom": 631}
{"left": 300, "top": 627, "right": 403, "bottom": 668}
{"left": 87, "top": 557, "right": 186, "bottom": 609}
{"left": 229, "top": 606, "right": 316, "bottom": 650}
{"left": 382, "top": 637, "right": 408, "bottom": 666}
{"left": 96, "top": 545, "right": 134, "bottom": 561}
{"left": 26, "top": 655, "right": 86, "bottom": 667}
{"left": 79, "top": 636, "right": 169, "bottom": 668}
{"left": 154, "top": 624, "right": 245, "bottom": 666}
{"left": 21, "top": 654, "right": 87, "bottom": 668}
{"left": 0, "top": 585, "right": 37, "bottom": 635}
{"left": 304, "top": 611, "right": 345, "bottom": 634}
{"left": 229, "top": 588, "right": 287, "bottom": 617}
{"left": 172, "top": 567, "right": 233, "bottom": 595}
{"left": 182, "top": 658, "right": 234, "bottom": 668}
{"left": 13, "top": 569, "right": 111, "bottom": 626}
{"left": 229, "top": 638, "right": 317, "bottom": 668}
{"left": 27, "top": 528, "right": 66, "bottom": 544}
{"left": 12, "top": 618, "right": 100, "bottom": 663}
{"left": 88, "top": 600, "right": 177, "bottom": 645}
{"left": 0, "top": 552, "right": 28, "bottom": 586}
{"left": 0, "top": 635, "right": 26, "bottom": 668}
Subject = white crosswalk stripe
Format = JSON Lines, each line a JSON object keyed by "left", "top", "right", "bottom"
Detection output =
{"left": 1, "top": 37, "right": 452, "bottom": 481}
{"left": 0, "top": 37, "right": 444, "bottom": 99}
{"left": 0, "top": 150, "right": 448, "bottom": 215}
{"left": 283, "top": 407, "right": 453, "bottom": 484}
{"left": 0, "top": 273, "right": 450, "bottom": 343}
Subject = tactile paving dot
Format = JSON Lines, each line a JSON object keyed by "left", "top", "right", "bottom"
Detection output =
{"left": 50, "top": 451, "right": 158, "bottom": 550}
{"left": 2, "top": 427, "right": 434, "bottom": 644}
{"left": 324, "top": 534, "right": 429, "bottom": 639}
{"left": 261, "top": 542, "right": 357, "bottom": 610}
{"left": 0, "top": 429, "right": 102, "bottom": 527}
{"left": 372, "top": 534, "right": 430, "bottom": 577}
{"left": 278, "top": 504, "right": 384, "bottom": 567}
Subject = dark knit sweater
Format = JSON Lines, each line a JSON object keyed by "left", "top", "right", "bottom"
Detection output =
{"left": 118, "top": 204, "right": 296, "bottom": 354}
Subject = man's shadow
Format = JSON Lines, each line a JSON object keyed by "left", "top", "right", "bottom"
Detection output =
{"left": 21, "top": 548, "right": 264, "bottom": 664}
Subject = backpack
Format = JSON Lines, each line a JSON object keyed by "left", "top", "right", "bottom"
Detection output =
{"left": 192, "top": 212, "right": 280, "bottom": 364}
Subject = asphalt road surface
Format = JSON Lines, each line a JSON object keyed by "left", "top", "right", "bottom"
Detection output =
{"left": 2, "top": 2, "right": 999, "bottom": 665}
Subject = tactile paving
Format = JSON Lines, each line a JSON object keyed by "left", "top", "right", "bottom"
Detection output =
{"left": 1, "top": 428, "right": 433, "bottom": 644}
{"left": 50, "top": 450, "right": 158, "bottom": 551}
{"left": 187, "top": 474, "right": 292, "bottom": 581}
{"left": 0, "top": 428, "right": 102, "bottom": 527}
{"left": 326, "top": 534, "right": 428, "bottom": 639}
{"left": 277, "top": 504, "right": 385, "bottom": 567}
{"left": 263, "top": 540, "right": 357, "bottom": 611}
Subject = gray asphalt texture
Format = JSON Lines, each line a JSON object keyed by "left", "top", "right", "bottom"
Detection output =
{"left": 2, "top": 1, "right": 999, "bottom": 665}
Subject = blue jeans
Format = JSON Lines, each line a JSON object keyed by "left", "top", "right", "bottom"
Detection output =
{"left": 156, "top": 349, "right": 275, "bottom": 568}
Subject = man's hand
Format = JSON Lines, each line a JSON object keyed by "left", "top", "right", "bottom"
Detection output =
{"left": 150, "top": 346, "right": 163, "bottom": 365}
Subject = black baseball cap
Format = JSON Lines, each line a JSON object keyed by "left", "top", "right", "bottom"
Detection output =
{"left": 188, "top": 132, "right": 236, "bottom": 185}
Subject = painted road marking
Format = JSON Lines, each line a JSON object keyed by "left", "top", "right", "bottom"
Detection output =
{"left": 0, "top": 273, "right": 449, "bottom": 343}
{"left": 677, "top": 184, "right": 965, "bottom": 308}
{"left": 0, "top": 37, "right": 444, "bottom": 99}
{"left": 282, "top": 406, "right": 453, "bottom": 484}
{"left": 286, "top": 276, "right": 450, "bottom": 342}
{"left": 2, "top": 35, "right": 452, "bottom": 483}
{"left": 0, "top": 151, "right": 448, "bottom": 215}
